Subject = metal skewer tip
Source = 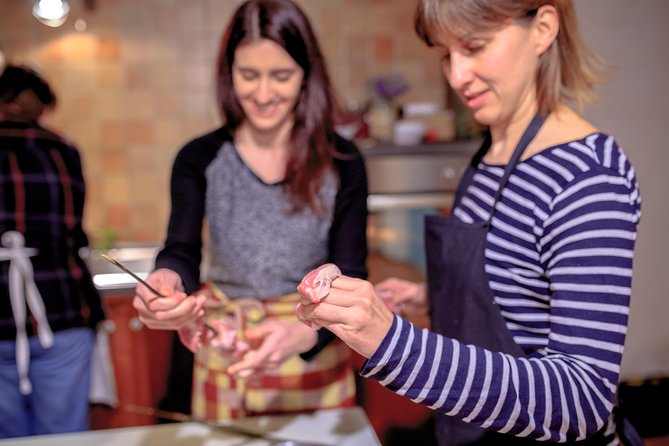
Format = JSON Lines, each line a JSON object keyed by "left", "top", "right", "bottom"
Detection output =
{"left": 100, "top": 253, "right": 163, "bottom": 297}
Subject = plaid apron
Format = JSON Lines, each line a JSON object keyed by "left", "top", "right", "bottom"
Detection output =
{"left": 191, "top": 288, "right": 355, "bottom": 421}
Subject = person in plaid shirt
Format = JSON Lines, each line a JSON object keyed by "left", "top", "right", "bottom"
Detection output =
{"left": 0, "top": 64, "right": 105, "bottom": 438}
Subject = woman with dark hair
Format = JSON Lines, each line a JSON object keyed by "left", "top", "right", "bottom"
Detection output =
{"left": 133, "top": 0, "right": 367, "bottom": 422}
{"left": 297, "top": 0, "right": 642, "bottom": 444}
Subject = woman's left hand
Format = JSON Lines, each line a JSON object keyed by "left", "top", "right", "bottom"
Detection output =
{"left": 226, "top": 319, "right": 318, "bottom": 377}
{"left": 296, "top": 275, "right": 394, "bottom": 359}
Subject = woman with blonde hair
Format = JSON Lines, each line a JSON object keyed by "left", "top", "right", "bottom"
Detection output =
{"left": 298, "top": 1, "right": 642, "bottom": 444}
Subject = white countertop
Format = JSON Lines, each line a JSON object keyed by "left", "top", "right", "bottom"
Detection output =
{"left": 0, "top": 407, "right": 380, "bottom": 446}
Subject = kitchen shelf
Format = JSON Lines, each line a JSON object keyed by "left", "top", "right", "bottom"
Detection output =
{"left": 359, "top": 137, "right": 482, "bottom": 157}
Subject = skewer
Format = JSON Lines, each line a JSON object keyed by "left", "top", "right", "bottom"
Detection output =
{"left": 100, "top": 253, "right": 218, "bottom": 336}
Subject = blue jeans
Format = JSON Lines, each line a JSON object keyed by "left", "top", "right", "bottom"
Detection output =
{"left": 0, "top": 327, "right": 95, "bottom": 438}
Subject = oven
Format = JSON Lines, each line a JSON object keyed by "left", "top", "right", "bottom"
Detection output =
{"left": 363, "top": 139, "right": 480, "bottom": 284}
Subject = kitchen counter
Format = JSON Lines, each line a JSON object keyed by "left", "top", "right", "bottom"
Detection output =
{"left": 0, "top": 407, "right": 380, "bottom": 446}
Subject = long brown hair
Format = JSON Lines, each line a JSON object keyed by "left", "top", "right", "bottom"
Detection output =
{"left": 414, "top": 0, "right": 605, "bottom": 116}
{"left": 216, "top": 0, "right": 338, "bottom": 212}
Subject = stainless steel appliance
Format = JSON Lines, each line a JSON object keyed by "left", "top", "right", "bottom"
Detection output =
{"left": 363, "top": 139, "right": 480, "bottom": 282}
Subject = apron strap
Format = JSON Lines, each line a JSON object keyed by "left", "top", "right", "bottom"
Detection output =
{"left": 488, "top": 111, "right": 545, "bottom": 217}
{"left": 0, "top": 231, "right": 54, "bottom": 395}
{"left": 453, "top": 112, "right": 545, "bottom": 222}
{"left": 453, "top": 130, "right": 491, "bottom": 209}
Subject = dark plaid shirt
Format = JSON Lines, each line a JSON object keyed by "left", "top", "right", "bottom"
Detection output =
{"left": 0, "top": 119, "right": 104, "bottom": 340}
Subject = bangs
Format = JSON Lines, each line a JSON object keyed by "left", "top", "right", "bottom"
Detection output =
{"left": 415, "top": 0, "right": 530, "bottom": 45}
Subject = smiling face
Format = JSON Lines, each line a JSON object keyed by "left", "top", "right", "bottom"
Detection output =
{"left": 232, "top": 39, "right": 304, "bottom": 135}
{"left": 435, "top": 19, "right": 540, "bottom": 131}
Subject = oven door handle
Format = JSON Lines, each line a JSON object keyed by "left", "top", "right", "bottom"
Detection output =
{"left": 368, "top": 193, "right": 454, "bottom": 211}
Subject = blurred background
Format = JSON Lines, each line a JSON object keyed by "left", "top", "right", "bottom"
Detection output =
{"left": 0, "top": 0, "right": 446, "bottom": 243}
{"left": 1, "top": 0, "right": 668, "bottom": 443}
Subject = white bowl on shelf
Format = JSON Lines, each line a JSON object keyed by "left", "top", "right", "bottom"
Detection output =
{"left": 393, "top": 120, "right": 426, "bottom": 146}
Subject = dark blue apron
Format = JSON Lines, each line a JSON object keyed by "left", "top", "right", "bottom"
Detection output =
{"left": 423, "top": 114, "right": 639, "bottom": 445}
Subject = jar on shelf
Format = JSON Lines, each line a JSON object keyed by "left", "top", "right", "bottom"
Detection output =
{"left": 367, "top": 101, "right": 396, "bottom": 142}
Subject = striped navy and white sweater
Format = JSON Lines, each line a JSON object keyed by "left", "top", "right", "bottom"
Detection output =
{"left": 361, "top": 133, "right": 641, "bottom": 443}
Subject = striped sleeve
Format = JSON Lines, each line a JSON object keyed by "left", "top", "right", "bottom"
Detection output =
{"left": 361, "top": 134, "right": 641, "bottom": 442}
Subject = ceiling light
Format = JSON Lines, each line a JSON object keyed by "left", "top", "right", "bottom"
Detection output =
{"left": 32, "top": 0, "right": 70, "bottom": 28}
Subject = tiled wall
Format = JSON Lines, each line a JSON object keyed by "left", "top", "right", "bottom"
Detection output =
{"left": 0, "top": 0, "right": 444, "bottom": 245}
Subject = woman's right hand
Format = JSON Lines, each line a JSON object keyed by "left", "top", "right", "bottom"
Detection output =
{"left": 132, "top": 268, "right": 206, "bottom": 330}
{"left": 374, "top": 278, "right": 428, "bottom": 317}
